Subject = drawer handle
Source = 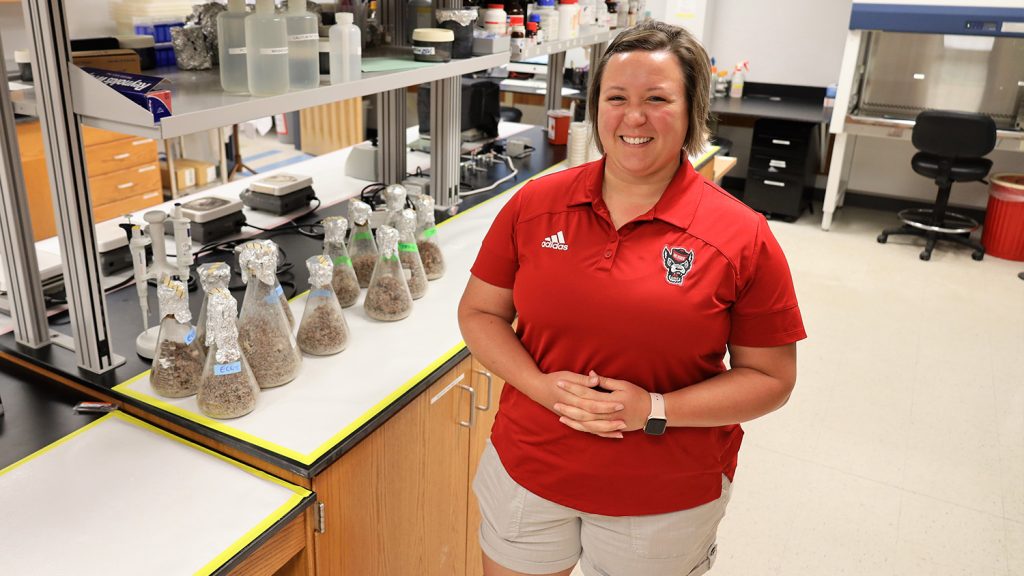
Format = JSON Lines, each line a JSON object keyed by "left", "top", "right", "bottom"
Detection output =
{"left": 117, "top": 182, "right": 135, "bottom": 190}
{"left": 132, "top": 139, "right": 154, "bottom": 146}
{"left": 769, "top": 159, "right": 787, "bottom": 169}
{"left": 143, "top": 192, "right": 160, "bottom": 199}
{"left": 458, "top": 385, "right": 477, "bottom": 428}
{"left": 112, "top": 153, "right": 131, "bottom": 160}
{"left": 771, "top": 139, "right": 791, "bottom": 146}
{"left": 473, "top": 369, "right": 493, "bottom": 412}
{"left": 764, "top": 179, "right": 787, "bottom": 187}
{"left": 138, "top": 165, "right": 157, "bottom": 173}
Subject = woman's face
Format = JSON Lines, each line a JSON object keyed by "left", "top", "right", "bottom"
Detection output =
{"left": 598, "top": 50, "right": 689, "bottom": 185}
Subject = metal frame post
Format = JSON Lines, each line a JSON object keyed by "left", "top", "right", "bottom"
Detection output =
{"left": 429, "top": 76, "right": 462, "bottom": 210}
{"left": 377, "top": 88, "right": 407, "bottom": 185}
{"left": 0, "top": 32, "right": 49, "bottom": 348}
{"left": 586, "top": 42, "right": 607, "bottom": 120}
{"left": 545, "top": 52, "right": 566, "bottom": 112}
{"left": 24, "top": 0, "right": 124, "bottom": 373}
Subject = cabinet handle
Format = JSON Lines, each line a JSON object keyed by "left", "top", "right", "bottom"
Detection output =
{"left": 768, "top": 159, "right": 787, "bottom": 169}
{"left": 473, "top": 369, "right": 493, "bottom": 412}
{"left": 458, "top": 385, "right": 477, "bottom": 428}
{"left": 117, "top": 182, "right": 135, "bottom": 190}
{"left": 138, "top": 165, "right": 157, "bottom": 173}
{"left": 764, "top": 179, "right": 787, "bottom": 187}
{"left": 771, "top": 139, "right": 791, "bottom": 146}
{"left": 112, "top": 153, "right": 131, "bottom": 160}
{"left": 132, "top": 139, "right": 154, "bottom": 146}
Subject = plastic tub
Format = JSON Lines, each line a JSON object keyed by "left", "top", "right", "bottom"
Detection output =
{"left": 412, "top": 28, "right": 454, "bottom": 63}
{"left": 982, "top": 173, "right": 1024, "bottom": 261}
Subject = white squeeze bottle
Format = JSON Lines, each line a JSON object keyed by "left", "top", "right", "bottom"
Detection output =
{"left": 246, "top": 0, "right": 290, "bottom": 96}
{"left": 329, "top": 12, "right": 362, "bottom": 84}
{"left": 286, "top": 0, "right": 320, "bottom": 90}
{"left": 217, "top": 0, "right": 248, "bottom": 93}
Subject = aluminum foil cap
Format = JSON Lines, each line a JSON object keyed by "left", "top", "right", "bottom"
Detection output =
{"left": 321, "top": 216, "right": 349, "bottom": 244}
{"left": 306, "top": 255, "right": 334, "bottom": 288}
{"left": 350, "top": 200, "right": 372, "bottom": 226}
{"left": 413, "top": 194, "right": 437, "bottom": 227}
{"left": 397, "top": 208, "right": 417, "bottom": 236}
{"left": 384, "top": 184, "right": 408, "bottom": 213}
{"left": 207, "top": 286, "right": 241, "bottom": 362}
{"left": 238, "top": 239, "right": 278, "bottom": 286}
{"left": 197, "top": 261, "right": 231, "bottom": 292}
{"left": 377, "top": 226, "right": 400, "bottom": 259}
{"left": 157, "top": 276, "right": 192, "bottom": 323}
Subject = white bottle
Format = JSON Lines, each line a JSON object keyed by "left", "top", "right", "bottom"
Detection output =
{"left": 729, "top": 68, "right": 744, "bottom": 98}
{"left": 329, "top": 12, "right": 362, "bottom": 84}
{"left": 482, "top": 4, "right": 508, "bottom": 35}
{"left": 286, "top": 0, "right": 320, "bottom": 91}
{"left": 535, "top": 0, "right": 559, "bottom": 45}
{"left": 558, "top": 0, "right": 580, "bottom": 40}
{"left": 246, "top": 0, "right": 290, "bottom": 97}
{"left": 217, "top": 0, "right": 248, "bottom": 93}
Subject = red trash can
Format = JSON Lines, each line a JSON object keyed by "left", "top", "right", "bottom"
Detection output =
{"left": 982, "top": 174, "right": 1024, "bottom": 261}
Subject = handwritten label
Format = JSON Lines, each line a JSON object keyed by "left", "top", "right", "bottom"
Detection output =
{"left": 214, "top": 362, "right": 242, "bottom": 376}
{"left": 412, "top": 46, "right": 436, "bottom": 56}
{"left": 228, "top": 47, "right": 247, "bottom": 55}
{"left": 289, "top": 33, "right": 319, "bottom": 42}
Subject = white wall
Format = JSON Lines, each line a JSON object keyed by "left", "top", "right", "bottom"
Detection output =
{"left": 0, "top": 4, "right": 31, "bottom": 64}
{"left": 1, "top": 0, "right": 115, "bottom": 64}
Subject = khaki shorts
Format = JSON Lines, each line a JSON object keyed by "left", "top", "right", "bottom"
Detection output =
{"left": 473, "top": 441, "right": 731, "bottom": 576}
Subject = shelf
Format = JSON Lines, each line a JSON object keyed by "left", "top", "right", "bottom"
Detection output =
{"left": 70, "top": 48, "right": 510, "bottom": 140}
{"left": 511, "top": 28, "right": 616, "bottom": 62}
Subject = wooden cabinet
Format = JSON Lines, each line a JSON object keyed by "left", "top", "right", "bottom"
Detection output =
{"left": 466, "top": 360, "right": 506, "bottom": 576}
{"left": 14, "top": 121, "right": 162, "bottom": 241}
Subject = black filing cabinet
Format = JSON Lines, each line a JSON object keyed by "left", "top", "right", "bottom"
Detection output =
{"left": 744, "top": 119, "right": 817, "bottom": 220}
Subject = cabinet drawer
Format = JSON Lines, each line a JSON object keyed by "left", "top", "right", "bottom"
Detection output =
{"left": 86, "top": 137, "right": 158, "bottom": 177}
{"left": 92, "top": 188, "right": 162, "bottom": 223}
{"left": 82, "top": 126, "right": 131, "bottom": 147}
{"left": 746, "top": 170, "right": 804, "bottom": 193}
{"left": 749, "top": 153, "right": 807, "bottom": 176}
{"left": 91, "top": 162, "right": 161, "bottom": 207}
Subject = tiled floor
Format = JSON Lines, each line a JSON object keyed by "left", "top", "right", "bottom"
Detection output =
{"left": 566, "top": 203, "right": 1024, "bottom": 576}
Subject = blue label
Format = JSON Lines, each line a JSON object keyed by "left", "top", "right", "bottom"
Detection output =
{"left": 265, "top": 284, "right": 285, "bottom": 304}
{"left": 184, "top": 326, "right": 196, "bottom": 345}
{"left": 214, "top": 362, "right": 242, "bottom": 376}
{"left": 275, "top": 285, "right": 284, "bottom": 297}
{"left": 310, "top": 289, "right": 334, "bottom": 299}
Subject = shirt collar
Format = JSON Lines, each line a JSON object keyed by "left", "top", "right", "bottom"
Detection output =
{"left": 566, "top": 154, "right": 702, "bottom": 230}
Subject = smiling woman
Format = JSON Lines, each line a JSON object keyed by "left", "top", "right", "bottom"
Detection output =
{"left": 458, "top": 19, "right": 806, "bottom": 576}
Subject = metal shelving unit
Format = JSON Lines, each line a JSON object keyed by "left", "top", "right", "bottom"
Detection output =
{"left": 511, "top": 28, "right": 615, "bottom": 62}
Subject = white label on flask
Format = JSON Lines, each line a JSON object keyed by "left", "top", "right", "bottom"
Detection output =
{"left": 229, "top": 47, "right": 247, "bottom": 55}
{"left": 289, "top": 33, "right": 319, "bottom": 42}
{"left": 260, "top": 47, "right": 289, "bottom": 55}
{"left": 412, "top": 46, "right": 436, "bottom": 56}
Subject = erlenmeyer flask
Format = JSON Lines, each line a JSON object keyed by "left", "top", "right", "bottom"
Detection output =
{"left": 151, "top": 276, "right": 205, "bottom": 398}
{"left": 296, "top": 255, "right": 350, "bottom": 355}
{"left": 365, "top": 226, "right": 413, "bottom": 321}
{"left": 198, "top": 287, "right": 260, "bottom": 419}
{"left": 321, "top": 216, "right": 361, "bottom": 308}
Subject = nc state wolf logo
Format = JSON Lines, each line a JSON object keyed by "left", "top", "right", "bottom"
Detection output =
{"left": 662, "top": 246, "right": 694, "bottom": 286}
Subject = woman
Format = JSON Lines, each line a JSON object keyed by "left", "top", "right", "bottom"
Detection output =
{"left": 458, "top": 19, "right": 806, "bottom": 576}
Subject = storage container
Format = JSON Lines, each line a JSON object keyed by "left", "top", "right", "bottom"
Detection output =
{"left": 412, "top": 28, "right": 454, "bottom": 63}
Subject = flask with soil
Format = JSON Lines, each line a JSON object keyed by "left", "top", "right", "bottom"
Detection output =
{"left": 198, "top": 287, "right": 260, "bottom": 419}
{"left": 234, "top": 239, "right": 295, "bottom": 328}
{"left": 383, "top": 183, "right": 408, "bottom": 229}
{"left": 296, "top": 255, "right": 350, "bottom": 355}
{"left": 236, "top": 240, "right": 302, "bottom": 388}
{"left": 195, "top": 261, "right": 232, "bottom": 354}
{"left": 348, "top": 200, "right": 378, "bottom": 288}
{"left": 396, "top": 208, "right": 428, "bottom": 299}
{"left": 150, "top": 277, "right": 206, "bottom": 398}
{"left": 321, "top": 216, "right": 361, "bottom": 308}
{"left": 364, "top": 226, "right": 413, "bottom": 321}
{"left": 411, "top": 194, "right": 446, "bottom": 280}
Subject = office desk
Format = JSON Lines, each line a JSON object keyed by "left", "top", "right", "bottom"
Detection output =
{"left": 710, "top": 95, "right": 832, "bottom": 173}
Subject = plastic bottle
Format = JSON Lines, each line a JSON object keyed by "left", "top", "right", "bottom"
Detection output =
{"left": 329, "top": 12, "right": 362, "bottom": 84}
{"left": 557, "top": 0, "right": 580, "bottom": 40}
{"left": 510, "top": 14, "right": 526, "bottom": 59}
{"left": 217, "top": 0, "right": 248, "bottom": 93}
{"left": 286, "top": 0, "right": 320, "bottom": 91}
{"left": 729, "top": 68, "right": 744, "bottom": 98}
{"left": 245, "top": 0, "right": 289, "bottom": 96}
{"left": 535, "top": 0, "right": 559, "bottom": 44}
{"left": 482, "top": 4, "right": 508, "bottom": 35}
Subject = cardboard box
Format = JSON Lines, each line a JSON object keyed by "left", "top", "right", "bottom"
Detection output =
{"left": 172, "top": 158, "right": 218, "bottom": 187}
{"left": 160, "top": 160, "right": 196, "bottom": 191}
{"left": 72, "top": 49, "right": 141, "bottom": 74}
{"left": 82, "top": 68, "right": 172, "bottom": 123}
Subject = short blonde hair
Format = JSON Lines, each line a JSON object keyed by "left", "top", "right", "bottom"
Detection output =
{"left": 587, "top": 20, "right": 712, "bottom": 158}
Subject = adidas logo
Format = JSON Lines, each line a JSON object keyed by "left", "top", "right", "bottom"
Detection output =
{"left": 541, "top": 230, "right": 569, "bottom": 251}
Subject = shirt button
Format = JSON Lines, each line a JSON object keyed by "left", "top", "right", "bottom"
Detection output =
{"left": 604, "top": 250, "right": 612, "bottom": 258}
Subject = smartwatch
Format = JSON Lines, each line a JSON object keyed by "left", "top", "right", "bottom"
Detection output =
{"left": 643, "top": 393, "right": 667, "bottom": 435}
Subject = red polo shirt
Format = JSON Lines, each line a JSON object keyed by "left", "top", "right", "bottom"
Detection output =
{"left": 470, "top": 157, "right": 806, "bottom": 516}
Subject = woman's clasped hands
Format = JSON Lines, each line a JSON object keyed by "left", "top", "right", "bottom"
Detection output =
{"left": 549, "top": 370, "right": 652, "bottom": 439}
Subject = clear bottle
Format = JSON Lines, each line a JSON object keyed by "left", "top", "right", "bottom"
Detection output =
{"left": 396, "top": 209, "right": 428, "bottom": 300}
{"left": 286, "top": 0, "right": 320, "bottom": 91}
{"left": 195, "top": 261, "right": 232, "bottom": 355}
{"left": 198, "top": 287, "right": 260, "bottom": 419}
{"left": 411, "top": 194, "right": 446, "bottom": 280}
{"left": 348, "top": 200, "right": 379, "bottom": 288}
{"left": 365, "top": 226, "right": 413, "bottom": 322}
{"left": 151, "top": 277, "right": 206, "bottom": 398}
{"left": 217, "top": 0, "right": 249, "bottom": 93}
{"left": 236, "top": 240, "right": 302, "bottom": 388}
{"left": 296, "top": 255, "right": 350, "bottom": 355}
{"left": 329, "top": 12, "right": 362, "bottom": 84}
{"left": 321, "top": 216, "right": 361, "bottom": 308}
{"left": 383, "top": 183, "right": 408, "bottom": 229}
{"left": 245, "top": 0, "right": 290, "bottom": 96}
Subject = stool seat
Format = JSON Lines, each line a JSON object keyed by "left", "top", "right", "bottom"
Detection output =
{"left": 912, "top": 153, "right": 993, "bottom": 182}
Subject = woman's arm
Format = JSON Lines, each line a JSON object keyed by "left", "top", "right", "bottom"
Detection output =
{"left": 458, "top": 275, "right": 624, "bottom": 429}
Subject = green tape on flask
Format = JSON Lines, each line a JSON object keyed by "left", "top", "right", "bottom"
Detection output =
{"left": 398, "top": 242, "right": 419, "bottom": 253}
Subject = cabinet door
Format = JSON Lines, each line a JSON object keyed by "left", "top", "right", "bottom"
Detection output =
{"left": 314, "top": 357, "right": 474, "bottom": 576}
{"left": 465, "top": 358, "right": 507, "bottom": 576}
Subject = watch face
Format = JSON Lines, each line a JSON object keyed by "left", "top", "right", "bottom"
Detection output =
{"left": 644, "top": 418, "right": 667, "bottom": 435}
